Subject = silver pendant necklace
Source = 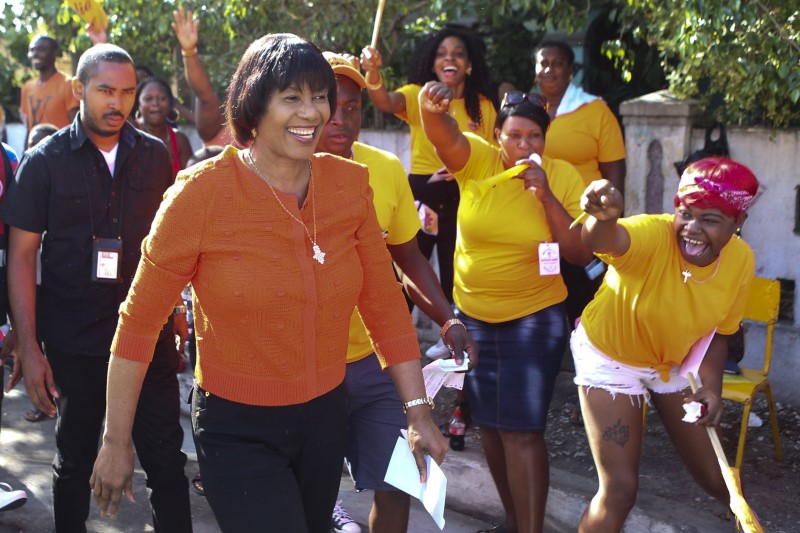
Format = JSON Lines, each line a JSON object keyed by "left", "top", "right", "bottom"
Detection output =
{"left": 681, "top": 252, "right": 721, "bottom": 284}
{"left": 244, "top": 150, "right": 325, "bottom": 264}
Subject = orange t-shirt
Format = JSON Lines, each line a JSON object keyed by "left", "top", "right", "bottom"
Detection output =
{"left": 19, "top": 71, "right": 79, "bottom": 130}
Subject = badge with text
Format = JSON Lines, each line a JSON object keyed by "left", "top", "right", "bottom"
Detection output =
{"left": 91, "top": 237, "right": 123, "bottom": 284}
{"left": 538, "top": 242, "right": 560, "bottom": 276}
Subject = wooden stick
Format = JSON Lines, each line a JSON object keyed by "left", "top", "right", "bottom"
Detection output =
{"left": 687, "top": 373, "right": 729, "bottom": 468}
{"left": 569, "top": 211, "right": 590, "bottom": 230}
{"left": 370, "top": 0, "right": 387, "bottom": 49}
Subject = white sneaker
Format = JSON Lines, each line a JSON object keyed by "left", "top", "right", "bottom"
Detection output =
{"left": 425, "top": 338, "right": 451, "bottom": 360}
{"left": 0, "top": 483, "right": 26, "bottom": 512}
{"left": 332, "top": 500, "right": 361, "bottom": 533}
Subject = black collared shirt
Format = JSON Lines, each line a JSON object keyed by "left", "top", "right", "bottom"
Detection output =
{"left": 2, "top": 117, "right": 173, "bottom": 356}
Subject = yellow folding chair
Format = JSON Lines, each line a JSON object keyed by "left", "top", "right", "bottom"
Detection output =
{"left": 722, "top": 277, "right": 784, "bottom": 471}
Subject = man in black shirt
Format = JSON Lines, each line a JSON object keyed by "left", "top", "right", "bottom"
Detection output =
{"left": 3, "top": 44, "right": 192, "bottom": 532}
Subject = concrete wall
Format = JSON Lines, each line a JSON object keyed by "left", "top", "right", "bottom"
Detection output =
{"left": 620, "top": 92, "right": 800, "bottom": 405}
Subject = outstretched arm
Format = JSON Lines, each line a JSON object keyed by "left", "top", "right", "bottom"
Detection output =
{"left": 418, "top": 81, "right": 471, "bottom": 173}
{"left": 580, "top": 179, "right": 630, "bottom": 257}
{"left": 360, "top": 46, "right": 407, "bottom": 115}
{"left": 172, "top": 7, "right": 225, "bottom": 143}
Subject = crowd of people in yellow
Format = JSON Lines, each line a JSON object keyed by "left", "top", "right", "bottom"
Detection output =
{"left": 0, "top": 6, "right": 762, "bottom": 533}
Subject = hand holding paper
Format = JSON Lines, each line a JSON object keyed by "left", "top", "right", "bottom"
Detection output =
{"left": 385, "top": 434, "right": 448, "bottom": 529}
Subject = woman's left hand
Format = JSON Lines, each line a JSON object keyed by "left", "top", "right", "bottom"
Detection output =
{"left": 685, "top": 386, "right": 723, "bottom": 426}
{"left": 514, "top": 158, "right": 552, "bottom": 202}
{"left": 90, "top": 440, "right": 136, "bottom": 518}
{"left": 406, "top": 409, "right": 449, "bottom": 482}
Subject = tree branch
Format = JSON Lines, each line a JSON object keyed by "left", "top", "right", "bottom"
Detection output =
{"left": 756, "top": 0, "right": 800, "bottom": 53}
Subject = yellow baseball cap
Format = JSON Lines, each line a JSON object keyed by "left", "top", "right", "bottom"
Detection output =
{"left": 323, "top": 52, "right": 367, "bottom": 89}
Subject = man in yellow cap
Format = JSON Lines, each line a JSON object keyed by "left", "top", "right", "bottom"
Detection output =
{"left": 318, "top": 53, "right": 477, "bottom": 533}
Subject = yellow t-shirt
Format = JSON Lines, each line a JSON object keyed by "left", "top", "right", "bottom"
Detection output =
{"left": 452, "top": 133, "right": 584, "bottom": 323}
{"left": 543, "top": 100, "right": 625, "bottom": 186}
{"left": 346, "top": 141, "right": 422, "bottom": 363}
{"left": 582, "top": 214, "right": 754, "bottom": 379}
{"left": 20, "top": 71, "right": 80, "bottom": 130}
{"left": 396, "top": 84, "right": 497, "bottom": 175}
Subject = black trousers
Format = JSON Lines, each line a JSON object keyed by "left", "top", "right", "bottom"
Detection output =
{"left": 192, "top": 383, "right": 348, "bottom": 533}
{"left": 408, "top": 174, "right": 459, "bottom": 304}
{"left": 47, "top": 320, "right": 191, "bottom": 533}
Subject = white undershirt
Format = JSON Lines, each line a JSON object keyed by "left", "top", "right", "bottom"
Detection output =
{"left": 99, "top": 144, "right": 119, "bottom": 177}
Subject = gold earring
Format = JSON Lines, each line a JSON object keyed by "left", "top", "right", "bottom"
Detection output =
{"left": 251, "top": 128, "right": 257, "bottom": 138}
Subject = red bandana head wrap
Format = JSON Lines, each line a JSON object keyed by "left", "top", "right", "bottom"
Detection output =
{"left": 674, "top": 157, "right": 759, "bottom": 218}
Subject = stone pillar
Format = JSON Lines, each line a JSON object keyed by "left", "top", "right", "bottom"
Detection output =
{"left": 619, "top": 90, "right": 700, "bottom": 215}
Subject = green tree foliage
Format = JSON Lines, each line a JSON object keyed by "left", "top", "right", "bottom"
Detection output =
{"left": 1, "top": 0, "right": 797, "bottom": 127}
{"left": 607, "top": 0, "right": 800, "bottom": 127}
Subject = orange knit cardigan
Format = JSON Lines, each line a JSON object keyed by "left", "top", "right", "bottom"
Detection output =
{"left": 112, "top": 147, "right": 420, "bottom": 406}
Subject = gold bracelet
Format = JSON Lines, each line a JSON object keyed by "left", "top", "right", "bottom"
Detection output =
{"left": 402, "top": 397, "right": 435, "bottom": 413}
{"left": 365, "top": 72, "right": 383, "bottom": 91}
{"left": 181, "top": 47, "right": 198, "bottom": 57}
{"left": 440, "top": 318, "right": 466, "bottom": 339}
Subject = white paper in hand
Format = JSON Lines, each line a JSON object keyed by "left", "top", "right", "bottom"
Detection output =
{"left": 384, "top": 436, "right": 447, "bottom": 529}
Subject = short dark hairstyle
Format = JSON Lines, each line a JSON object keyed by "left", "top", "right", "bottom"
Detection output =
{"left": 76, "top": 44, "right": 135, "bottom": 84}
{"left": 495, "top": 98, "right": 551, "bottom": 138}
{"left": 135, "top": 65, "right": 154, "bottom": 78}
{"left": 226, "top": 34, "right": 337, "bottom": 147}
{"left": 535, "top": 40, "right": 575, "bottom": 65}
{"left": 31, "top": 35, "right": 58, "bottom": 52}
{"left": 408, "top": 27, "right": 494, "bottom": 127}
{"left": 27, "top": 123, "right": 58, "bottom": 148}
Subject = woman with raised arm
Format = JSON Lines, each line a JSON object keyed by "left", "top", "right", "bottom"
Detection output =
{"left": 90, "top": 34, "right": 447, "bottom": 533}
{"left": 361, "top": 29, "right": 496, "bottom": 358}
{"left": 572, "top": 157, "right": 758, "bottom": 532}
{"left": 420, "top": 82, "right": 591, "bottom": 533}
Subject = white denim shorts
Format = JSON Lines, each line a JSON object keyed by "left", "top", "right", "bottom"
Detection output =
{"left": 570, "top": 322, "right": 689, "bottom": 402}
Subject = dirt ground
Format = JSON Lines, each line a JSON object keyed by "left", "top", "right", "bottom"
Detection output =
{"left": 430, "top": 368, "right": 798, "bottom": 533}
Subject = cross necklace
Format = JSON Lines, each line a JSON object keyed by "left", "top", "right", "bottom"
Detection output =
{"left": 681, "top": 252, "right": 721, "bottom": 284}
{"left": 244, "top": 150, "right": 325, "bottom": 265}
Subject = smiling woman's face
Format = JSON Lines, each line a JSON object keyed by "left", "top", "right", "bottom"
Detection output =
{"left": 535, "top": 46, "right": 573, "bottom": 98}
{"left": 433, "top": 36, "right": 471, "bottom": 89}
{"left": 673, "top": 202, "right": 741, "bottom": 266}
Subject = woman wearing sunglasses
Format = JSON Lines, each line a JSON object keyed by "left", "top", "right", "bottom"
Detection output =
{"left": 420, "top": 84, "right": 592, "bottom": 533}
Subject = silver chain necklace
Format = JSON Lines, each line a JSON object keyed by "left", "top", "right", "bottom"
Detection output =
{"left": 244, "top": 150, "right": 325, "bottom": 264}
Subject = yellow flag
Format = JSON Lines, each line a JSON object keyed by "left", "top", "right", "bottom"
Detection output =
{"left": 66, "top": 0, "right": 108, "bottom": 32}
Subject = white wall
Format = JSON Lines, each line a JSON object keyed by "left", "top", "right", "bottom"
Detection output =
{"left": 620, "top": 92, "right": 800, "bottom": 404}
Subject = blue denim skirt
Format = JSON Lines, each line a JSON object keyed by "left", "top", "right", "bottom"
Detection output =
{"left": 456, "top": 303, "right": 568, "bottom": 432}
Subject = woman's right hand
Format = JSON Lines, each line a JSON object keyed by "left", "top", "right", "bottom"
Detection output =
{"left": 419, "top": 81, "right": 453, "bottom": 114}
{"left": 172, "top": 6, "right": 199, "bottom": 51}
{"left": 581, "top": 179, "right": 623, "bottom": 221}
{"left": 360, "top": 46, "right": 383, "bottom": 73}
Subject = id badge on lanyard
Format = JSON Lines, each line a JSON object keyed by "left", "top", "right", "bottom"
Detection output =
{"left": 538, "top": 242, "right": 560, "bottom": 276}
{"left": 91, "top": 237, "right": 123, "bottom": 284}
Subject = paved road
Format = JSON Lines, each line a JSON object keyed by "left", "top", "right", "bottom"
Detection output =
{"left": 0, "top": 372, "right": 493, "bottom": 533}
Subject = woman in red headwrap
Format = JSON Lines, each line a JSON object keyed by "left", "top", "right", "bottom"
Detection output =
{"left": 569, "top": 157, "right": 759, "bottom": 532}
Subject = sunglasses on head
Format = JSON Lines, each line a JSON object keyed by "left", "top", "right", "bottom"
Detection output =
{"left": 501, "top": 91, "right": 547, "bottom": 109}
